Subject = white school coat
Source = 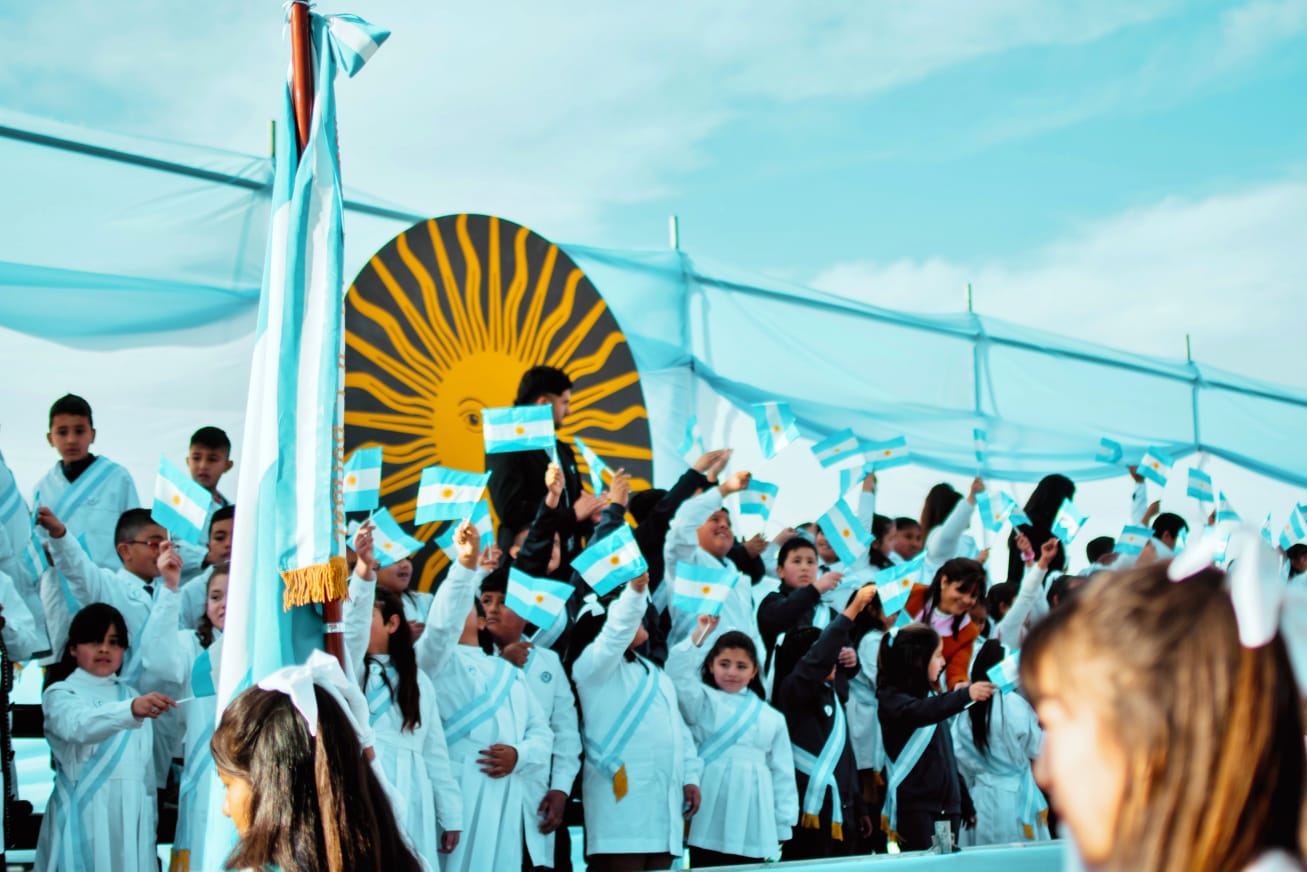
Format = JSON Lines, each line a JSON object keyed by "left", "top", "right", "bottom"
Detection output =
{"left": 32, "top": 457, "right": 138, "bottom": 572}
{"left": 573, "top": 583, "right": 703, "bottom": 857}
{"left": 415, "top": 563, "right": 553, "bottom": 872}
{"left": 951, "top": 691, "right": 1049, "bottom": 846}
{"left": 516, "top": 643, "right": 582, "bottom": 864}
{"left": 666, "top": 638, "right": 796, "bottom": 859}
{"left": 37, "top": 668, "right": 156, "bottom": 872}
{"left": 923, "top": 497, "right": 976, "bottom": 585}
{"left": 847, "top": 628, "right": 886, "bottom": 771}
{"left": 0, "top": 566, "right": 46, "bottom": 660}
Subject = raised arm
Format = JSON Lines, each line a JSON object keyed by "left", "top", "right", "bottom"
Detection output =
{"left": 995, "top": 535, "right": 1055, "bottom": 648}
{"left": 927, "top": 480, "right": 980, "bottom": 561}
{"left": 877, "top": 686, "right": 973, "bottom": 729}
{"left": 40, "top": 510, "right": 149, "bottom": 630}
{"left": 570, "top": 576, "right": 649, "bottom": 686}
{"left": 343, "top": 524, "right": 380, "bottom": 682}
{"left": 415, "top": 522, "right": 490, "bottom": 676}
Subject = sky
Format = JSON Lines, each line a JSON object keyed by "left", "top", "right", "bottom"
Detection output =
{"left": 1, "top": 0, "right": 1304, "bottom": 559}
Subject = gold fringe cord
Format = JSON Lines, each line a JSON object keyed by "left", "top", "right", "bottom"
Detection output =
{"left": 831, "top": 821, "right": 844, "bottom": 842}
{"left": 169, "top": 850, "right": 189, "bottom": 872}
{"left": 800, "top": 812, "right": 821, "bottom": 831}
{"left": 282, "top": 556, "right": 349, "bottom": 609}
{"left": 612, "top": 764, "right": 629, "bottom": 801}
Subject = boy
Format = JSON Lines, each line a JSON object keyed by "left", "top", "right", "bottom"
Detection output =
{"left": 186, "top": 426, "right": 233, "bottom": 508}
{"left": 33, "top": 394, "right": 139, "bottom": 570}
{"left": 892, "top": 517, "right": 923, "bottom": 561}
{"left": 178, "top": 504, "right": 234, "bottom": 629}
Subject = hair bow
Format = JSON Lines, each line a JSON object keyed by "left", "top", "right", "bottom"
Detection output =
{"left": 1168, "top": 526, "right": 1285, "bottom": 648}
{"left": 578, "top": 592, "right": 607, "bottom": 620}
{"left": 257, "top": 650, "right": 374, "bottom": 749}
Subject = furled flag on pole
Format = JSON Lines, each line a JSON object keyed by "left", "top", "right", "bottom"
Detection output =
{"left": 573, "top": 437, "right": 610, "bottom": 495}
{"left": 342, "top": 446, "right": 383, "bottom": 512}
{"left": 1115, "top": 525, "right": 1153, "bottom": 556}
{"left": 415, "top": 467, "right": 490, "bottom": 523}
{"left": 1050, "top": 499, "right": 1088, "bottom": 544}
{"left": 483, "top": 405, "right": 556, "bottom": 456}
{"left": 986, "top": 647, "right": 1021, "bottom": 693}
{"left": 873, "top": 553, "right": 925, "bottom": 614}
{"left": 434, "top": 502, "right": 493, "bottom": 561}
{"left": 151, "top": 456, "right": 213, "bottom": 544}
{"left": 751, "top": 401, "right": 800, "bottom": 460}
{"left": 369, "top": 507, "right": 425, "bottom": 567}
{"left": 672, "top": 562, "right": 738, "bottom": 616}
{"left": 811, "top": 428, "right": 864, "bottom": 470}
{"left": 506, "top": 568, "right": 573, "bottom": 629}
{"left": 1137, "top": 448, "right": 1174, "bottom": 487}
{"left": 817, "top": 498, "right": 872, "bottom": 566}
{"left": 738, "top": 479, "right": 779, "bottom": 520}
{"left": 973, "top": 428, "right": 988, "bottom": 465}
{"left": 678, "top": 415, "right": 706, "bottom": 464}
{"left": 975, "top": 490, "right": 1018, "bottom": 533}
{"left": 1096, "top": 437, "right": 1124, "bottom": 464}
{"left": 571, "top": 525, "right": 649, "bottom": 596}
{"left": 1214, "top": 491, "right": 1241, "bottom": 524}
{"left": 1187, "top": 468, "right": 1214, "bottom": 503}
{"left": 863, "top": 436, "right": 910, "bottom": 470}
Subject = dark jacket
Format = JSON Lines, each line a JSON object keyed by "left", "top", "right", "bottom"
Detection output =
{"left": 634, "top": 467, "right": 709, "bottom": 592}
{"left": 877, "top": 686, "right": 971, "bottom": 815}
{"left": 486, "top": 440, "right": 591, "bottom": 559}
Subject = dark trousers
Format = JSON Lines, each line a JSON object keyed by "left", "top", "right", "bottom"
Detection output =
{"left": 688, "top": 845, "right": 760, "bottom": 867}
{"left": 895, "top": 811, "right": 960, "bottom": 852}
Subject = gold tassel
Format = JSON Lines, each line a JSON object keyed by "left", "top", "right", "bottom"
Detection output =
{"left": 881, "top": 814, "right": 891, "bottom": 835}
{"left": 800, "top": 812, "right": 821, "bottom": 830}
{"left": 281, "top": 556, "right": 349, "bottom": 610}
{"left": 1023, "top": 823, "right": 1034, "bottom": 839}
{"left": 872, "top": 769, "right": 886, "bottom": 787}
{"left": 831, "top": 821, "right": 844, "bottom": 842}
{"left": 1039, "top": 809, "right": 1049, "bottom": 826}
{"left": 169, "top": 850, "right": 189, "bottom": 872}
{"left": 612, "top": 764, "right": 629, "bottom": 801}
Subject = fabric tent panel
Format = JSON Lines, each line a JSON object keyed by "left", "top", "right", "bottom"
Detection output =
{"left": 1198, "top": 387, "right": 1307, "bottom": 486}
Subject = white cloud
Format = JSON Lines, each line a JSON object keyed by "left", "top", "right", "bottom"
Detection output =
{"left": 810, "top": 177, "right": 1307, "bottom": 384}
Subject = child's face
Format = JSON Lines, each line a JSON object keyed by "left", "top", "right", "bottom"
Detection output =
{"left": 376, "top": 558, "right": 412, "bottom": 593}
{"left": 47, "top": 414, "right": 94, "bottom": 464}
{"left": 207, "top": 518, "right": 233, "bottom": 565}
{"left": 875, "top": 524, "right": 898, "bottom": 555}
{"left": 696, "top": 510, "right": 734, "bottom": 559}
{"left": 894, "top": 524, "right": 923, "bottom": 559}
{"left": 709, "top": 646, "right": 758, "bottom": 694}
{"left": 72, "top": 625, "right": 125, "bottom": 677}
{"left": 939, "top": 578, "right": 980, "bottom": 616}
{"left": 480, "top": 591, "right": 526, "bottom": 644}
{"left": 778, "top": 546, "right": 819, "bottom": 589}
{"left": 927, "top": 640, "right": 946, "bottom": 684}
{"left": 459, "top": 603, "right": 487, "bottom": 647}
{"left": 116, "top": 524, "right": 167, "bottom": 580}
{"left": 812, "top": 529, "right": 838, "bottom": 564}
{"left": 369, "top": 605, "right": 399, "bottom": 655}
{"left": 206, "top": 574, "right": 228, "bottom": 631}
{"left": 187, "top": 444, "right": 233, "bottom": 491}
{"left": 218, "top": 768, "right": 254, "bottom": 836}
{"left": 969, "top": 601, "right": 988, "bottom": 627}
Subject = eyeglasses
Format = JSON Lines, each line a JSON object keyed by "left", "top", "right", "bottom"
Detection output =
{"left": 124, "top": 539, "right": 165, "bottom": 551}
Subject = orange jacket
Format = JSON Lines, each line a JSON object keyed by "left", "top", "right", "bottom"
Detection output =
{"left": 905, "top": 585, "right": 979, "bottom": 690}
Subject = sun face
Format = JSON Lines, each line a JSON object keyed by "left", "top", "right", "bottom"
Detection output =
{"left": 345, "top": 214, "right": 652, "bottom": 592}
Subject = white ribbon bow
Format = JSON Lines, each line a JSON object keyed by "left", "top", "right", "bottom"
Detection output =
{"left": 257, "top": 650, "right": 374, "bottom": 749}
{"left": 1168, "top": 525, "right": 1286, "bottom": 648}
{"left": 578, "top": 592, "right": 607, "bottom": 620}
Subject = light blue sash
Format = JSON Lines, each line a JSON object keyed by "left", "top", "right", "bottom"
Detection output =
{"left": 1018, "top": 764, "right": 1049, "bottom": 839}
{"left": 583, "top": 657, "right": 660, "bottom": 782}
{"left": 366, "top": 661, "right": 396, "bottom": 726}
{"left": 48, "top": 683, "right": 136, "bottom": 872}
{"left": 442, "top": 656, "right": 515, "bottom": 745}
{"left": 792, "top": 691, "right": 848, "bottom": 839}
{"left": 0, "top": 480, "right": 21, "bottom": 527}
{"left": 190, "top": 647, "right": 216, "bottom": 700}
{"left": 48, "top": 457, "right": 118, "bottom": 524}
{"left": 698, "top": 691, "right": 764, "bottom": 766}
{"left": 882, "top": 723, "right": 936, "bottom": 839}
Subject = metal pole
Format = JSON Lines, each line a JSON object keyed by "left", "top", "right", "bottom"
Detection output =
{"left": 669, "top": 215, "right": 680, "bottom": 250}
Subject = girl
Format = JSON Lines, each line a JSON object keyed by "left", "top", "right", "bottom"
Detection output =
{"left": 569, "top": 572, "right": 702, "bottom": 871}
{"left": 918, "top": 477, "right": 983, "bottom": 584}
{"left": 951, "top": 639, "right": 1048, "bottom": 846}
{"left": 877, "top": 622, "right": 995, "bottom": 852}
{"left": 1004, "top": 474, "right": 1073, "bottom": 584}
{"left": 773, "top": 583, "right": 880, "bottom": 860}
{"left": 904, "top": 557, "right": 987, "bottom": 689}
{"left": 210, "top": 667, "right": 423, "bottom": 872}
{"left": 869, "top": 514, "right": 897, "bottom": 570}
{"left": 37, "top": 602, "right": 176, "bottom": 872}
{"left": 1020, "top": 544, "right": 1304, "bottom": 871}
{"left": 666, "top": 616, "right": 797, "bottom": 867}
{"left": 847, "top": 593, "right": 891, "bottom": 853}
{"left": 375, "top": 554, "right": 432, "bottom": 637}
{"left": 138, "top": 542, "right": 229, "bottom": 872}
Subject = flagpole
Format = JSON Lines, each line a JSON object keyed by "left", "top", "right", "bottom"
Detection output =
{"left": 287, "top": 1, "right": 347, "bottom": 672}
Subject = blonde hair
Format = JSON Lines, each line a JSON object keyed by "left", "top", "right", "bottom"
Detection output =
{"left": 1020, "top": 562, "right": 1304, "bottom": 872}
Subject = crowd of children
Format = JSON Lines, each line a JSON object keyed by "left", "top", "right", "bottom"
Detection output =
{"left": 0, "top": 375, "right": 1303, "bottom": 872}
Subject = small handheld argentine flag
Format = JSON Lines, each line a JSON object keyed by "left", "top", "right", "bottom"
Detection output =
{"left": 986, "top": 647, "right": 1021, "bottom": 693}
{"left": 483, "top": 405, "right": 556, "bottom": 456}
{"left": 1278, "top": 507, "right": 1307, "bottom": 552}
{"left": 975, "top": 490, "right": 1017, "bottom": 533}
{"left": 506, "top": 568, "right": 572, "bottom": 629}
{"left": 152, "top": 456, "right": 212, "bottom": 543}
{"left": 862, "top": 435, "right": 910, "bottom": 470}
{"left": 342, "top": 446, "right": 383, "bottom": 512}
{"left": 738, "top": 479, "right": 779, "bottom": 520}
{"left": 571, "top": 525, "right": 649, "bottom": 596}
{"left": 1009, "top": 508, "right": 1033, "bottom": 528}
{"left": 573, "top": 437, "right": 610, "bottom": 495}
{"left": 811, "top": 428, "right": 863, "bottom": 470}
{"left": 1187, "top": 468, "right": 1214, "bottom": 503}
{"left": 751, "top": 402, "right": 800, "bottom": 460}
{"left": 1096, "top": 437, "right": 1124, "bottom": 464}
{"left": 1115, "top": 525, "right": 1153, "bottom": 556}
{"left": 671, "top": 562, "right": 737, "bottom": 616}
{"left": 874, "top": 553, "right": 925, "bottom": 614}
{"left": 1214, "top": 491, "right": 1241, "bottom": 524}
{"left": 369, "top": 508, "right": 425, "bottom": 568}
{"left": 817, "top": 498, "right": 872, "bottom": 566}
{"left": 678, "top": 415, "right": 706, "bottom": 463}
{"left": 434, "top": 501, "right": 494, "bottom": 560}
{"left": 1137, "top": 448, "right": 1174, "bottom": 487}
{"left": 415, "top": 467, "right": 491, "bottom": 524}
{"left": 1050, "top": 498, "right": 1088, "bottom": 544}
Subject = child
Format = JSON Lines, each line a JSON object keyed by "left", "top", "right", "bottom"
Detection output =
{"left": 903, "top": 557, "right": 986, "bottom": 689}
{"left": 992, "top": 534, "right": 1060, "bottom": 648}
{"left": 666, "top": 616, "right": 797, "bottom": 867}
{"left": 178, "top": 504, "right": 234, "bottom": 629}
{"left": 412, "top": 521, "right": 553, "bottom": 872}
{"left": 869, "top": 514, "right": 897, "bottom": 569}
{"left": 480, "top": 568, "right": 582, "bottom": 871}
{"left": 36, "top": 602, "right": 175, "bottom": 871}
{"left": 918, "top": 477, "right": 983, "bottom": 585}
{"left": 1001, "top": 474, "right": 1074, "bottom": 584}
{"left": 33, "top": 394, "right": 139, "bottom": 570}
{"left": 757, "top": 537, "right": 848, "bottom": 692}
{"left": 569, "top": 573, "right": 702, "bottom": 870}
{"left": 773, "top": 583, "right": 880, "bottom": 860}
{"left": 377, "top": 555, "right": 432, "bottom": 634}
{"left": 1020, "top": 541, "right": 1305, "bottom": 872}
{"left": 951, "top": 639, "right": 1047, "bottom": 846}
{"left": 138, "top": 542, "right": 228, "bottom": 872}
{"left": 892, "top": 517, "right": 923, "bottom": 562}
{"left": 847, "top": 594, "right": 891, "bottom": 853}
{"left": 210, "top": 661, "right": 423, "bottom": 872}
{"left": 877, "top": 623, "right": 995, "bottom": 851}
{"left": 186, "top": 426, "right": 233, "bottom": 508}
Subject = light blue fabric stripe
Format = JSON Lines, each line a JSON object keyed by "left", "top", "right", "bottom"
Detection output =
{"left": 443, "top": 658, "right": 515, "bottom": 745}
{"left": 698, "top": 692, "right": 763, "bottom": 766}
{"left": 585, "top": 659, "right": 660, "bottom": 778}
{"left": 366, "top": 663, "right": 395, "bottom": 726}
{"left": 883, "top": 723, "right": 935, "bottom": 834}
{"left": 0, "top": 482, "right": 20, "bottom": 525}
{"left": 48, "top": 456, "right": 118, "bottom": 522}
{"left": 1018, "top": 766, "right": 1048, "bottom": 836}
{"left": 799, "top": 696, "right": 846, "bottom": 827}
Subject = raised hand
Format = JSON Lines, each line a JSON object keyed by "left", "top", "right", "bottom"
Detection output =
{"left": 156, "top": 540, "right": 183, "bottom": 591}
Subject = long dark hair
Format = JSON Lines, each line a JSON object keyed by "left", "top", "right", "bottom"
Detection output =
{"left": 1006, "top": 474, "right": 1075, "bottom": 583}
{"left": 196, "top": 567, "right": 228, "bottom": 650}
{"left": 210, "top": 684, "right": 422, "bottom": 872}
{"left": 920, "top": 483, "right": 962, "bottom": 537}
{"left": 868, "top": 514, "right": 895, "bottom": 570}
{"left": 967, "top": 639, "right": 1006, "bottom": 757}
{"left": 365, "top": 588, "right": 421, "bottom": 733}
{"left": 562, "top": 590, "right": 631, "bottom": 674}
{"left": 877, "top": 623, "right": 941, "bottom": 699}
{"left": 45, "top": 603, "right": 128, "bottom": 688}
{"left": 921, "top": 557, "right": 986, "bottom": 637}
{"left": 699, "top": 630, "right": 765, "bottom": 699}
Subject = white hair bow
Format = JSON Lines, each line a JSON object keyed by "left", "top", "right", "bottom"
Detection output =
{"left": 1167, "top": 525, "right": 1285, "bottom": 648}
{"left": 578, "top": 592, "right": 607, "bottom": 620}
{"left": 257, "top": 649, "right": 375, "bottom": 749}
